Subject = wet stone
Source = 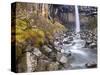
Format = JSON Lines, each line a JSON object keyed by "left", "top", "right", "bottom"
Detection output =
{"left": 85, "top": 62, "right": 97, "bottom": 68}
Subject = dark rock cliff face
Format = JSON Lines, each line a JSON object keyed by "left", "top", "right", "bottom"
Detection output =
{"left": 48, "top": 5, "right": 97, "bottom": 31}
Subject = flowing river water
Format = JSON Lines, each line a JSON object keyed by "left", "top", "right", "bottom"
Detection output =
{"left": 62, "top": 5, "right": 97, "bottom": 69}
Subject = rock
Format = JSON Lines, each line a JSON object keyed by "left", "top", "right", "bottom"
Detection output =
{"left": 42, "top": 45, "right": 52, "bottom": 53}
{"left": 48, "top": 52, "right": 57, "bottom": 61}
{"left": 56, "top": 52, "right": 62, "bottom": 61}
{"left": 64, "top": 50, "right": 71, "bottom": 57}
{"left": 63, "top": 62, "right": 70, "bottom": 69}
{"left": 61, "top": 48, "right": 65, "bottom": 53}
{"left": 33, "top": 48, "right": 42, "bottom": 57}
{"left": 63, "top": 37, "right": 69, "bottom": 42}
{"left": 68, "top": 36, "right": 73, "bottom": 41}
{"left": 73, "top": 39, "right": 86, "bottom": 48}
{"left": 56, "top": 52, "right": 68, "bottom": 64}
{"left": 89, "top": 42, "right": 97, "bottom": 48}
{"left": 58, "top": 42, "right": 63, "bottom": 46}
{"left": 47, "top": 62, "right": 60, "bottom": 71}
{"left": 54, "top": 41, "right": 59, "bottom": 46}
{"left": 86, "top": 39, "right": 92, "bottom": 44}
{"left": 54, "top": 47, "right": 61, "bottom": 52}
{"left": 36, "top": 59, "right": 49, "bottom": 71}
{"left": 25, "top": 45, "right": 34, "bottom": 52}
{"left": 63, "top": 41, "right": 71, "bottom": 44}
{"left": 39, "top": 54, "right": 49, "bottom": 60}
{"left": 85, "top": 62, "right": 97, "bottom": 68}
{"left": 63, "top": 33, "right": 67, "bottom": 37}
{"left": 59, "top": 55, "right": 68, "bottom": 64}
{"left": 85, "top": 40, "right": 91, "bottom": 48}
{"left": 30, "top": 54, "right": 37, "bottom": 71}
{"left": 81, "top": 34, "right": 86, "bottom": 39}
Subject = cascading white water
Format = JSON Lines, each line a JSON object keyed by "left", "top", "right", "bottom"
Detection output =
{"left": 72, "top": 5, "right": 85, "bottom": 48}
{"left": 75, "top": 5, "right": 80, "bottom": 33}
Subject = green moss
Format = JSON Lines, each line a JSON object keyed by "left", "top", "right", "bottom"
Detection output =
{"left": 88, "top": 16, "right": 97, "bottom": 30}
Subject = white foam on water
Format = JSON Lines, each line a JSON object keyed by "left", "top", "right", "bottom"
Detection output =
{"left": 70, "top": 48, "right": 87, "bottom": 56}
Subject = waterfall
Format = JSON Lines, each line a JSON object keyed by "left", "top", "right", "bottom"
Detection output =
{"left": 75, "top": 5, "right": 80, "bottom": 33}
{"left": 72, "top": 5, "right": 85, "bottom": 48}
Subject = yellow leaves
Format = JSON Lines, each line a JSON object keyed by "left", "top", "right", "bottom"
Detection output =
{"left": 32, "top": 29, "right": 45, "bottom": 38}
{"left": 16, "top": 19, "right": 28, "bottom": 30}
{"left": 16, "top": 32, "right": 27, "bottom": 43}
{"left": 16, "top": 28, "right": 45, "bottom": 45}
{"left": 16, "top": 19, "right": 28, "bottom": 42}
{"left": 45, "top": 32, "right": 53, "bottom": 40}
{"left": 30, "top": 29, "right": 45, "bottom": 47}
{"left": 16, "top": 19, "right": 45, "bottom": 47}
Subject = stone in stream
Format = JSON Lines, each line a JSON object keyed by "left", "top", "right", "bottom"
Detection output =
{"left": 59, "top": 55, "right": 68, "bottom": 64}
{"left": 85, "top": 62, "right": 97, "bottom": 68}
{"left": 65, "top": 51, "right": 72, "bottom": 57}
{"left": 61, "top": 48, "right": 65, "bottom": 53}
{"left": 86, "top": 39, "right": 92, "bottom": 44}
{"left": 89, "top": 42, "right": 97, "bottom": 48}
{"left": 63, "top": 41, "right": 71, "bottom": 44}
{"left": 85, "top": 40, "right": 92, "bottom": 48}
{"left": 54, "top": 41, "right": 59, "bottom": 47}
{"left": 63, "top": 37, "right": 69, "bottom": 42}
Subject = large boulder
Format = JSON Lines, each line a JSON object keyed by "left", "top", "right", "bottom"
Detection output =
{"left": 36, "top": 59, "right": 49, "bottom": 71}
{"left": 56, "top": 52, "right": 68, "bottom": 64}
{"left": 56, "top": 52, "right": 62, "bottom": 61}
{"left": 47, "top": 62, "right": 60, "bottom": 71}
{"left": 54, "top": 41, "right": 60, "bottom": 47}
{"left": 48, "top": 52, "right": 57, "bottom": 61}
{"left": 59, "top": 55, "right": 68, "bottom": 64}
{"left": 54, "top": 47, "right": 61, "bottom": 52}
{"left": 89, "top": 42, "right": 97, "bottom": 48}
{"left": 30, "top": 54, "right": 37, "bottom": 72}
{"left": 33, "top": 48, "right": 42, "bottom": 57}
{"left": 42, "top": 45, "right": 52, "bottom": 53}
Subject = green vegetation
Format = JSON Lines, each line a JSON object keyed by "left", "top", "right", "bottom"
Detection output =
{"left": 88, "top": 16, "right": 97, "bottom": 30}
